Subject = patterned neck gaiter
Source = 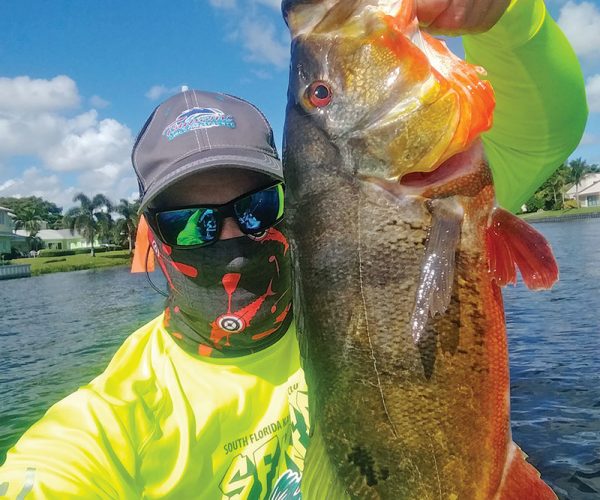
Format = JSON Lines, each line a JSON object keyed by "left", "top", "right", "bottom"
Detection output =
{"left": 150, "top": 227, "right": 293, "bottom": 358}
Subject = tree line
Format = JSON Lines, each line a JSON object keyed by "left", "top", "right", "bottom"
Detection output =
{"left": 525, "top": 158, "right": 599, "bottom": 212}
{"left": 2, "top": 156, "right": 597, "bottom": 256}
{"left": 0, "top": 193, "right": 140, "bottom": 257}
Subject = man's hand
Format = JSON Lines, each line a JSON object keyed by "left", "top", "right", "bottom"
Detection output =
{"left": 416, "top": 0, "right": 511, "bottom": 35}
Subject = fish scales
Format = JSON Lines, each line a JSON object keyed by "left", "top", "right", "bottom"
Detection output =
{"left": 289, "top": 165, "right": 507, "bottom": 498}
{"left": 283, "top": 0, "right": 559, "bottom": 498}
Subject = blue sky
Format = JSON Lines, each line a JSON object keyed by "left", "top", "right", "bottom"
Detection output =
{"left": 0, "top": 0, "right": 598, "bottom": 209}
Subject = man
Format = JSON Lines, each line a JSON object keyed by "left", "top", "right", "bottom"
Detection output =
{"left": 0, "top": 0, "right": 587, "bottom": 497}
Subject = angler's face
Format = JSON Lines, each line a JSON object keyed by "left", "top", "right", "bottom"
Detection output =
{"left": 151, "top": 169, "right": 270, "bottom": 241}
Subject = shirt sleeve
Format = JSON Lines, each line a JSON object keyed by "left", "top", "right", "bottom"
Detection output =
{"left": 0, "top": 389, "right": 141, "bottom": 499}
{"left": 463, "top": 0, "right": 588, "bottom": 213}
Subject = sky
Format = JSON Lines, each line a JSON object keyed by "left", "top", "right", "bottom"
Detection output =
{"left": 0, "top": 0, "right": 599, "bottom": 210}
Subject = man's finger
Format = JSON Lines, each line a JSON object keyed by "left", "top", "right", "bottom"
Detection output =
{"left": 416, "top": 0, "right": 450, "bottom": 26}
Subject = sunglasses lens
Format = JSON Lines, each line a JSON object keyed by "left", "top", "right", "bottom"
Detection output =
{"left": 234, "top": 184, "right": 284, "bottom": 234}
{"left": 156, "top": 208, "right": 218, "bottom": 246}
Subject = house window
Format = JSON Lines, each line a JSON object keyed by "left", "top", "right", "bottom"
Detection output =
{"left": 0, "top": 212, "right": 5, "bottom": 225}
{"left": 587, "top": 195, "right": 599, "bottom": 207}
{"left": 57, "top": 243, "right": 62, "bottom": 250}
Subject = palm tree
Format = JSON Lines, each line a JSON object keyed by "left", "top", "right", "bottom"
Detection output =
{"left": 568, "top": 158, "right": 588, "bottom": 208}
{"left": 65, "top": 193, "right": 113, "bottom": 256}
{"left": 550, "top": 164, "right": 570, "bottom": 210}
{"left": 115, "top": 199, "right": 140, "bottom": 254}
{"left": 13, "top": 205, "right": 44, "bottom": 251}
{"left": 96, "top": 212, "right": 115, "bottom": 245}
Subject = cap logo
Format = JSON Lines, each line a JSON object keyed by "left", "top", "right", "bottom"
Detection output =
{"left": 162, "top": 107, "right": 236, "bottom": 141}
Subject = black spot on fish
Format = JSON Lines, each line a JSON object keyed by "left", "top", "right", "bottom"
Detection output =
{"left": 418, "top": 329, "right": 437, "bottom": 380}
{"left": 347, "top": 445, "right": 389, "bottom": 487}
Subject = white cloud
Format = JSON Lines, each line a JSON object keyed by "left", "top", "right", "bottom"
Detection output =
{"left": 239, "top": 18, "right": 289, "bottom": 68}
{"left": 0, "top": 178, "right": 18, "bottom": 192}
{"left": 42, "top": 113, "right": 134, "bottom": 172}
{"left": 209, "top": 0, "right": 236, "bottom": 7}
{"left": 585, "top": 73, "right": 600, "bottom": 112}
{"left": 0, "top": 167, "right": 77, "bottom": 208}
{"left": 89, "top": 95, "right": 110, "bottom": 109}
{"left": 0, "top": 75, "right": 80, "bottom": 113}
{"left": 0, "top": 108, "right": 134, "bottom": 174}
{"left": 0, "top": 166, "right": 139, "bottom": 209}
{"left": 207, "top": 1, "right": 289, "bottom": 69}
{"left": 145, "top": 84, "right": 183, "bottom": 101}
{"left": 255, "top": 0, "right": 282, "bottom": 10}
{"left": 558, "top": 1, "right": 600, "bottom": 57}
{"left": 252, "top": 69, "right": 274, "bottom": 80}
{"left": 0, "top": 75, "right": 137, "bottom": 208}
{"left": 580, "top": 132, "right": 600, "bottom": 145}
{"left": 209, "top": 0, "right": 281, "bottom": 10}
{"left": 0, "top": 112, "right": 68, "bottom": 157}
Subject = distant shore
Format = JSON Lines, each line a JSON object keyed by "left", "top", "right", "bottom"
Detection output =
{"left": 520, "top": 206, "right": 600, "bottom": 223}
{"left": 7, "top": 250, "right": 132, "bottom": 276}
{"left": 5, "top": 207, "right": 600, "bottom": 277}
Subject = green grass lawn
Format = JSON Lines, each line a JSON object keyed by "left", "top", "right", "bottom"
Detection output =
{"left": 9, "top": 250, "right": 132, "bottom": 276}
{"left": 520, "top": 206, "right": 600, "bottom": 220}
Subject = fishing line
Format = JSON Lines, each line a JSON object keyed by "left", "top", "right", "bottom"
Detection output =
{"left": 145, "top": 244, "right": 168, "bottom": 297}
{"left": 357, "top": 189, "right": 399, "bottom": 439}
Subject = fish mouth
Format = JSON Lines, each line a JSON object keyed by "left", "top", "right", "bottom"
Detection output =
{"left": 360, "top": 142, "right": 484, "bottom": 197}
{"left": 399, "top": 155, "right": 467, "bottom": 188}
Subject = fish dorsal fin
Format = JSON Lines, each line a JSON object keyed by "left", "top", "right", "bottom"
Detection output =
{"left": 486, "top": 208, "right": 558, "bottom": 290}
{"left": 283, "top": 0, "right": 413, "bottom": 38}
{"left": 283, "top": 0, "right": 341, "bottom": 37}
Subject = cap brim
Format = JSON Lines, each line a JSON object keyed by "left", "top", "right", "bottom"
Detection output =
{"left": 138, "top": 147, "right": 284, "bottom": 212}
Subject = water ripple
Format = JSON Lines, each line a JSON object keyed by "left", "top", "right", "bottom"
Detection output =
{"left": 1, "top": 221, "right": 599, "bottom": 499}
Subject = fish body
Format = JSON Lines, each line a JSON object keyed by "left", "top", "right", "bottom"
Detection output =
{"left": 282, "top": 1, "right": 559, "bottom": 498}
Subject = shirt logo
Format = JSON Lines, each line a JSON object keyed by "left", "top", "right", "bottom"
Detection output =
{"left": 162, "top": 107, "right": 236, "bottom": 141}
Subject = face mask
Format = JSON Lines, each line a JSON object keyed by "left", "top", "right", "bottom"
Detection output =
{"left": 150, "top": 227, "right": 292, "bottom": 358}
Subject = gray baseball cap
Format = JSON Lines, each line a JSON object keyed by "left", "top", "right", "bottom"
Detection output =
{"left": 132, "top": 89, "right": 283, "bottom": 211}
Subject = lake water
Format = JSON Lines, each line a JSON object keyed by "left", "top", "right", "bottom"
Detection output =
{"left": 1, "top": 219, "right": 599, "bottom": 499}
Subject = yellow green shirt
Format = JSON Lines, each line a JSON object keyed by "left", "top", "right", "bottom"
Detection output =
{"left": 0, "top": 0, "right": 588, "bottom": 498}
{"left": 0, "top": 317, "right": 309, "bottom": 499}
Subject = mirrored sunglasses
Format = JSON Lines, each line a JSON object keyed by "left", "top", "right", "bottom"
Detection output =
{"left": 148, "top": 182, "right": 285, "bottom": 248}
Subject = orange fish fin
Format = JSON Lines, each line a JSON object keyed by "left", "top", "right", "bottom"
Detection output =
{"left": 486, "top": 208, "right": 558, "bottom": 290}
{"left": 497, "top": 443, "right": 557, "bottom": 499}
{"left": 131, "top": 215, "right": 155, "bottom": 273}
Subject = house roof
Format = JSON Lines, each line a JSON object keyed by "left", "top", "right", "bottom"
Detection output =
{"left": 566, "top": 173, "right": 600, "bottom": 196}
{"left": 15, "top": 229, "right": 85, "bottom": 241}
{"left": 0, "top": 206, "right": 15, "bottom": 216}
{"left": 0, "top": 231, "right": 26, "bottom": 241}
{"left": 578, "top": 180, "right": 600, "bottom": 196}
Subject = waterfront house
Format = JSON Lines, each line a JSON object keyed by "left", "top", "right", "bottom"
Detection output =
{"left": 0, "top": 206, "right": 27, "bottom": 256}
{"left": 15, "top": 228, "right": 98, "bottom": 251}
{"left": 565, "top": 173, "right": 600, "bottom": 207}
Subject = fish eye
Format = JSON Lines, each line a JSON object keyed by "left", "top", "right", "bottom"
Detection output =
{"left": 307, "top": 81, "right": 332, "bottom": 108}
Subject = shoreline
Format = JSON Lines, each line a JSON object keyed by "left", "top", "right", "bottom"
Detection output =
{"left": 5, "top": 210, "right": 599, "bottom": 277}
{"left": 5, "top": 250, "right": 132, "bottom": 277}
{"left": 520, "top": 210, "right": 600, "bottom": 224}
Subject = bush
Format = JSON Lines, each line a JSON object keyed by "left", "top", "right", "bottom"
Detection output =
{"left": 563, "top": 199, "right": 578, "bottom": 209}
{"left": 523, "top": 195, "right": 545, "bottom": 213}
{"left": 38, "top": 247, "right": 111, "bottom": 258}
{"left": 38, "top": 249, "right": 76, "bottom": 257}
